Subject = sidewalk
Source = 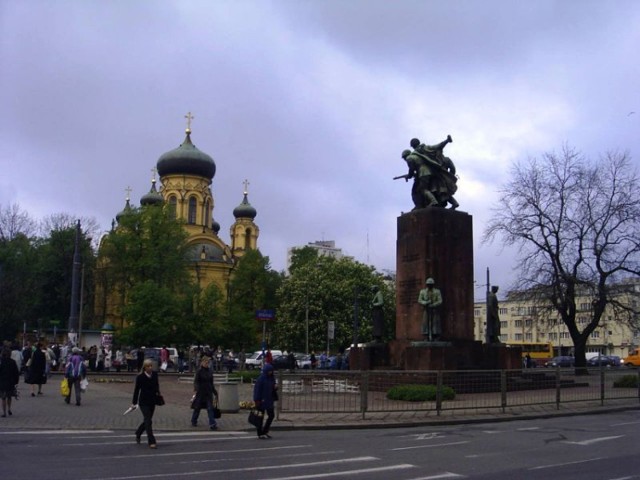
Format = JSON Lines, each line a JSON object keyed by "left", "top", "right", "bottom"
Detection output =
{"left": 1, "top": 373, "right": 638, "bottom": 432}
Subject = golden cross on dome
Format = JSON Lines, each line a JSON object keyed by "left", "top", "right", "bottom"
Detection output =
{"left": 151, "top": 166, "right": 157, "bottom": 181}
{"left": 125, "top": 186, "right": 132, "bottom": 201}
{"left": 184, "top": 112, "right": 194, "bottom": 133}
{"left": 243, "top": 179, "right": 250, "bottom": 194}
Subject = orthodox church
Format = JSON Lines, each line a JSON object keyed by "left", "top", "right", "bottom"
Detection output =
{"left": 95, "top": 115, "right": 259, "bottom": 327}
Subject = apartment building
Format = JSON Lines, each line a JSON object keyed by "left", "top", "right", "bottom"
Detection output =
{"left": 474, "top": 279, "right": 640, "bottom": 357}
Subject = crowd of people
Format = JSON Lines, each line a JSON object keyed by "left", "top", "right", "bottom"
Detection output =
{"left": 0, "top": 339, "right": 354, "bottom": 446}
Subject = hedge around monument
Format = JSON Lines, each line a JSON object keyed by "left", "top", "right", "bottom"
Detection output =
{"left": 386, "top": 384, "right": 456, "bottom": 402}
{"left": 613, "top": 375, "right": 638, "bottom": 388}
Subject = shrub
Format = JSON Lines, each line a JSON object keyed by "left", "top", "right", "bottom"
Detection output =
{"left": 235, "top": 370, "right": 260, "bottom": 383}
{"left": 386, "top": 384, "right": 455, "bottom": 402}
{"left": 613, "top": 375, "right": 639, "bottom": 388}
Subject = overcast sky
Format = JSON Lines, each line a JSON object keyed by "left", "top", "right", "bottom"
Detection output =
{"left": 1, "top": 0, "right": 639, "bottom": 298}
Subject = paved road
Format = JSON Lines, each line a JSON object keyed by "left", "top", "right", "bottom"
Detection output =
{"left": 2, "top": 411, "right": 640, "bottom": 479}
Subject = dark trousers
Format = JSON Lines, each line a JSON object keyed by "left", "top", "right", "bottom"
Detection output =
{"left": 135, "top": 405, "right": 156, "bottom": 445}
{"left": 258, "top": 407, "right": 275, "bottom": 435}
{"left": 66, "top": 378, "right": 81, "bottom": 405}
{"left": 191, "top": 398, "right": 217, "bottom": 427}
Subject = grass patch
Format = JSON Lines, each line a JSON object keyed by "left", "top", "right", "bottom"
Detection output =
{"left": 386, "top": 384, "right": 455, "bottom": 402}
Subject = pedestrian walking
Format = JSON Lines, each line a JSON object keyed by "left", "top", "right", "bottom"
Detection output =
{"left": 253, "top": 363, "right": 278, "bottom": 439}
{"left": 26, "top": 342, "right": 47, "bottom": 396}
{"left": 131, "top": 359, "right": 161, "bottom": 449}
{"left": 64, "top": 347, "right": 86, "bottom": 406}
{"left": 190, "top": 356, "right": 218, "bottom": 430}
{"left": 0, "top": 347, "right": 20, "bottom": 417}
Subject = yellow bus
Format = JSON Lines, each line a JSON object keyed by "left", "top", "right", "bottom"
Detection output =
{"left": 504, "top": 341, "right": 554, "bottom": 367}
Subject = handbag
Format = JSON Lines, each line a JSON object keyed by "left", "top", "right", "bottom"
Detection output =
{"left": 248, "top": 409, "right": 264, "bottom": 428}
{"left": 155, "top": 394, "right": 165, "bottom": 406}
{"left": 60, "top": 378, "right": 70, "bottom": 397}
{"left": 213, "top": 399, "right": 221, "bottom": 419}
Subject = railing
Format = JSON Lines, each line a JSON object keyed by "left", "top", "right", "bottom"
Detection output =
{"left": 275, "top": 368, "right": 640, "bottom": 419}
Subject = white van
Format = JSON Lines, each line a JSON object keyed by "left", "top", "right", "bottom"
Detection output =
{"left": 245, "top": 350, "right": 283, "bottom": 369}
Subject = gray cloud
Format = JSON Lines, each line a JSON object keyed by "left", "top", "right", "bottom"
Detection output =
{"left": 1, "top": 0, "right": 639, "bottom": 295}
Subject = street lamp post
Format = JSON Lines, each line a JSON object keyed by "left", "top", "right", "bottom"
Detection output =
{"left": 305, "top": 296, "right": 309, "bottom": 354}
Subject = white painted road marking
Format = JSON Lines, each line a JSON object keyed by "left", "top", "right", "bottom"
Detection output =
{"left": 392, "top": 441, "right": 469, "bottom": 451}
{"left": 563, "top": 435, "right": 624, "bottom": 446}
{"left": 262, "top": 464, "right": 415, "bottom": 479}
{"left": 530, "top": 457, "right": 605, "bottom": 470}
{"left": 87, "top": 456, "right": 391, "bottom": 480}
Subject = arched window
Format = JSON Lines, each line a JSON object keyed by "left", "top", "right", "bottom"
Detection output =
{"left": 168, "top": 196, "right": 177, "bottom": 219}
{"left": 188, "top": 196, "right": 197, "bottom": 224}
{"left": 244, "top": 227, "right": 252, "bottom": 249}
{"left": 204, "top": 199, "right": 210, "bottom": 229}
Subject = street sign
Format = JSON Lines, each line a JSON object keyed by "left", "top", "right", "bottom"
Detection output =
{"left": 255, "top": 309, "right": 276, "bottom": 321}
{"left": 328, "top": 321, "right": 335, "bottom": 340}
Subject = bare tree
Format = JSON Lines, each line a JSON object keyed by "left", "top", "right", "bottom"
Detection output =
{"left": 484, "top": 145, "right": 640, "bottom": 369}
{"left": 39, "top": 213, "right": 102, "bottom": 249}
{"left": 0, "top": 203, "right": 37, "bottom": 241}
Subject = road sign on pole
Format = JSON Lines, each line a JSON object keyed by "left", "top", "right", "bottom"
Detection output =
{"left": 328, "top": 321, "right": 335, "bottom": 340}
{"left": 255, "top": 309, "right": 276, "bottom": 321}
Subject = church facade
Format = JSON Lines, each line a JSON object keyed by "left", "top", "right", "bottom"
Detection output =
{"left": 94, "top": 119, "right": 259, "bottom": 328}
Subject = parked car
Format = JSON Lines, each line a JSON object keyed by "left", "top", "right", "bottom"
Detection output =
{"left": 295, "top": 353, "right": 312, "bottom": 369}
{"left": 587, "top": 355, "right": 619, "bottom": 367}
{"left": 271, "top": 355, "right": 292, "bottom": 370}
{"left": 244, "top": 350, "right": 283, "bottom": 369}
{"left": 545, "top": 356, "right": 575, "bottom": 368}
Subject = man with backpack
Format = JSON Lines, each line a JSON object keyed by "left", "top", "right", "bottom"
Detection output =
{"left": 64, "top": 347, "right": 86, "bottom": 406}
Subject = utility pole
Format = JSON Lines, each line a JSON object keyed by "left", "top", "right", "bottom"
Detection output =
{"left": 485, "top": 267, "right": 490, "bottom": 344}
{"left": 67, "top": 220, "right": 82, "bottom": 346}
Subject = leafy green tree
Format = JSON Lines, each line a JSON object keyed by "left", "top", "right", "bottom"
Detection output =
{"left": 484, "top": 147, "right": 640, "bottom": 370}
{"left": 120, "top": 280, "right": 186, "bottom": 347}
{"left": 34, "top": 223, "right": 96, "bottom": 330}
{"left": 274, "top": 255, "right": 395, "bottom": 353}
{"left": 0, "top": 233, "right": 39, "bottom": 341}
{"left": 226, "top": 249, "right": 282, "bottom": 351}
{"left": 97, "top": 205, "right": 194, "bottom": 345}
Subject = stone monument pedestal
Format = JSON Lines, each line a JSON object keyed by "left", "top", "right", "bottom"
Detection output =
{"left": 348, "top": 343, "right": 390, "bottom": 370}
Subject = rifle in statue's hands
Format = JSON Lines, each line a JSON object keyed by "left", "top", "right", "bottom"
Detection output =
{"left": 393, "top": 174, "right": 411, "bottom": 181}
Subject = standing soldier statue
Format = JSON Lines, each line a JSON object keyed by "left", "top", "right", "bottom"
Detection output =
{"left": 486, "top": 285, "right": 501, "bottom": 344}
{"left": 418, "top": 278, "right": 443, "bottom": 341}
{"left": 370, "top": 286, "right": 384, "bottom": 343}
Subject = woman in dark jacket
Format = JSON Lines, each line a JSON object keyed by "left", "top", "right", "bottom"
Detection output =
{"left": 191, "top": 356, "right": 218, "bottom": 430}
{"left": 27, "top": 343, "right": 47, "bottom": 396}
{"left": 253, "top": 363, "right": 277, "bottom": 438}
{"left": 0, "top": 347, "right": 20, "bottom": 417}
{"left": 131, "top": 359, "right": 161, "bottom": 448}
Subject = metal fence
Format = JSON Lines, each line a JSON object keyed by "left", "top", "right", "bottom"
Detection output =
{"left": 275, "top": 368, "right": 640, "bottom": 419}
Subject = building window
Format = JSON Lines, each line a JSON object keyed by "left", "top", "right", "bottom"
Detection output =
{"left": 525, "top": 319, "right": 533, "bottom": 327}
{"left": 474, "top": 309, "right": 481, "bottom": 317}
{"left": 168, "top": 196, "right": 177, "bottom": 219}
{"left": 500, "top": 321, "right": 508, "bottom": 329}
{"left": 591, "top": 331, "right": 600, "bottom": 339}
{"left": 514, "top": 320, "right": 523, "bottom": 328}
{"left": 244, "top": 227, "right": 252, "bottom": 249}
{"left": 204, "top": 199, "right": 210, "bottom": 228}
{"left": 499, "top": 307, "right": 508, "bottom": 315}
{"left": 188, "top": 196, "right": 197, "bottom": 224}
{"left": 514, "top": 333, "right": 523, "bottom": 341}
{"left": 525, "top": 333, "right": 532, "bottom": 341}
